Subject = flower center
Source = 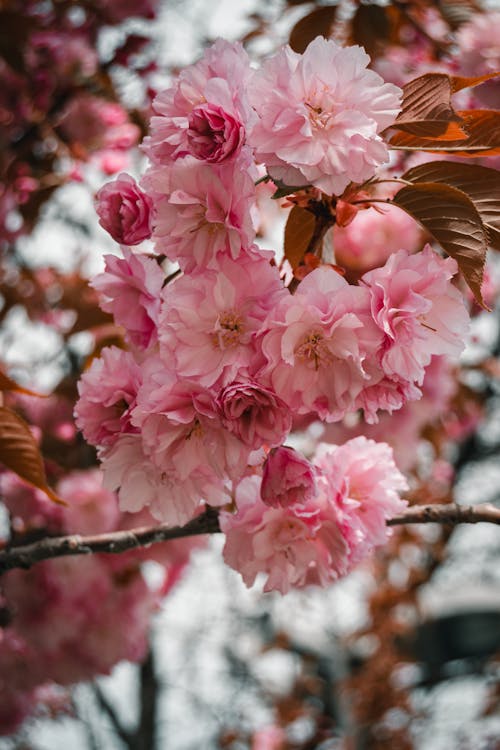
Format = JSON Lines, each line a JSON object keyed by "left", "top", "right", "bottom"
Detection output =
{"left": 295, "top": 330, "right": 332, "bottom": 370}
{"left": 305, "top": 97, "right": 334, "bottom": 130}
{"left": 212, "top": 310, "right": 245, "bottom": 349}
{"left": 185, "top": 418, "right": 204, "bottom": 440}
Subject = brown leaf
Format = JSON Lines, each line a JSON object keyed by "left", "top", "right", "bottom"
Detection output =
{"left": 389, "top": 109, "right": 500, "bottom": 155}
{"left": 387, "top": 72, "right": 500, "bottom": 139}
{"left": 391, "top": 182, "right": 488, "bottom": 306}
{"left": 284, "top": 206, "right": 316, "bottom": 270}
{"left": 289, "top": 6, "right": 337, "bottom": 53}
{"left": 451, "top": 71, "right": 500, "bottom": 93}
{"left": 402, "top": 161, "right": 500, "bottom": 251}
{"left": 390, "top": 73, "right": 465, "bottom": 138}
{"left": 350, "top": 4, "right": 391, "bottom": 58}
{"left": 0, "top": 407, "right": 65, "bottom": 504}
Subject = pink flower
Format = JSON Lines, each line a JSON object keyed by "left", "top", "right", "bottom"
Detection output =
{"left": 260, "top": 267, "right": 382, "bottom": 421}
{"left": 315, "top": 437, "right": 408, "bottom": 562}
{"left": 248, "top": 38, "right": 402, "bottom": 195}
{"left": 361, "top": 245, "right": 470, "bottom": 389}
{"left": 220, "top": 476, "right": 349, "bottom": 594}
{"left": 96, "top": 173, "right": 153, "bottom": 246}
{"left": 134, "top": 357, "right": 251, "bottom": 480}
{"left": 187, "top": 104, "right": 244, "bottom": 163}
{"left": 217, "top": 381, "right": 292, "bottom": 449}
{"left": 74, "top": 346, "right": 141, "bottom": 451}
{"left": 261, "top": 446, "right": 316, "bottom": 508}
{"left": 159, "top": 254, "right": 287, "bottom": 388}
{"left": 144, "top": 39, "right": 254, "bottom": 165}
{"left": 57, "top": 469, "right": 120, "bottom": 535}
{"left": 101, "top": 434, "right": 230, "bottom": 526}
{"left": 457, "top": 12, "right": 500, "bottom": 108}
{"left": 333, "top": 204, "right": 423, "bottom": 277}
{"left": 145, "top": 155, "right": 256, "bottom": 272}
{"left": 91, "top": 248, "right": 164, "bottom": 350}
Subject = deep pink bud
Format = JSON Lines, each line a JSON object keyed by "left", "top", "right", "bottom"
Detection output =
{"left": 261, "top": 446, "right": 316, "bottom": 508}
{"left": 217, "top": 381, "right": 291, "bottom": 450}
{"left": 96, "top": 173, "right": 153, "bottom": 245}
{"left": 187, "top": 104, "right": 244, "bottom": 163}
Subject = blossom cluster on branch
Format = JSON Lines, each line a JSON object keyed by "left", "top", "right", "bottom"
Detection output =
{"left": 75, "top": 36, "right": 472, "bottom": 595}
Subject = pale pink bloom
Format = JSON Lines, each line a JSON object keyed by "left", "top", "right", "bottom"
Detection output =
{"left": 220, "top": 476, "right": 349, "bottom": 594}
{"left": 248, "top": 38, "right": 402, "bottom": 195}
{"left": 314, "top": 437, "right": 408, "bottom": 563}
{"left": 2, "top": 554, "right": 159, "bottom": 686}
{"left": 92, "top": 248, "right": 163, "bottom": 350}
{"left": 217, "top": 381, "right": 292, "bottom": 449}
{"left": 145, "top": 156, "right": 256, "bottom": 271}
{"left": 322, "top": 355, "right": 457, "bottom": 472}
{"left": 261, "top": 267, "right": 382, "bottom": 421}
{"left": 96, "top": 173, "right": 153, "bottom": 245}
{"left": 333, "top": 204, "right": 423, "bottom": 277}
{"left": 144, "top": 39, "right": 254, "bottom": 164}
{"left": 159, "top": 254, "right": 287, "bottom": 388}
{"left": 261, "top": 446, "right": 316, "bottom": 508}
{"left": 134, "top": 356, "right": 252, "bottom": 480}
{"left": 102, "top": 434, "right": 230, "bottom": 526}
{"left": 58, "top": 96, "right": 140, "bottom": 152}
{"left": 354, "top": 375, "right": 421, "bottom": 424}
{"left": 361, "top": 245, "right": 470, "bottom": 389}
{"left": 74, "top": 346, "right": 141, "bottom": 450}
{"left": 57, "top": 469, "right": 120, "bottom": 535}
{"left": 457, "top": 12, "right": 500, "bottom": 108}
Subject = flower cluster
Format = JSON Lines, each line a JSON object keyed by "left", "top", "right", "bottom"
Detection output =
{"left": 77, "top": 37, "right": 471, "bottom": 593}
{"left": 0, "top": 467, "right": 199, "bottom": 736}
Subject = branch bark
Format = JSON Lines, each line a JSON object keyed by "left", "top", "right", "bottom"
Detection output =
{"left": 386, "top": 502, "right": 500, "bottom": 526}
{"left": 1, "top": 503, "right": 499, "bottom": 575}
{"left": 0, "top": 507, "right": 220, "bottom": 575}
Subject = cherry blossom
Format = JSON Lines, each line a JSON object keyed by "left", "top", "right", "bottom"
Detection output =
{"left": 144, "top": 155, "right": 257, "bottom": 271}
{"left": 248, "top": 37, "right": 402, "bottom": 195}
{"left": 91, "top": 248, "right": 164, "bottom": 351}
{"left": 144, "top": 39, "right": 254, "bottom": 165}
{"left": 260, "top": 266, "right": 382, "bottom": 421}
{"left": 95, "top": 173, "right": 153, "bottom": 246}
{"left": 159, "top": 253, "right": 286, "bottom": 388}
{"left": 261, "top": 446, "right": 317, "bottom": 508}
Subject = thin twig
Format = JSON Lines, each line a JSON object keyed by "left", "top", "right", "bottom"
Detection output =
{"left": 1, "top": 504, "right": 499, "bottom": 575}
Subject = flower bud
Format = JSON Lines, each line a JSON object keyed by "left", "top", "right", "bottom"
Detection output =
{"left": 96, "top": 173, "right": 152, "bottom": 245}
{"left": 261, "top": 446, "right": 316, "bottom": 508}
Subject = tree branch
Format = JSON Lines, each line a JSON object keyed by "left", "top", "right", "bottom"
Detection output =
{"left": 1, "top": 503, "right": 499, "bottom": 575}
{"left": 387, "top": 503, "right": 500, "bottom": 526}
{"left": 0, "top": 507, "right": 220, "bottom": 575}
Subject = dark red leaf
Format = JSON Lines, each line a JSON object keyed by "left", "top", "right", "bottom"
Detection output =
{"left": 402, "top": 161, "right": 500, "bottom": 251}
{"left": 284, "top": 206, "right": 316, "bottom": 270}
{"left": 289, "top": 6, "right": 337, "bottom": 53}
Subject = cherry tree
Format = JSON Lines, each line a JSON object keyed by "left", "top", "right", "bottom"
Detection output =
{"left": 1, "top": 0, "right": 500, "bottom": 747}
